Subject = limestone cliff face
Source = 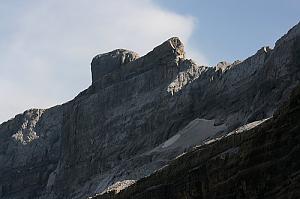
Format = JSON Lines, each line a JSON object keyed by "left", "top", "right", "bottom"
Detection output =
{"left": 0, "top": 107, "right": 63, "bottom": 198}
{"left": 94, "top": 85, "right": 300, "bottom": 199}
{"left": 54, "top": 37, "right": 204, "bottom": 198}
{"left": 0, "top": 23, "right": 299, "bottom": 199}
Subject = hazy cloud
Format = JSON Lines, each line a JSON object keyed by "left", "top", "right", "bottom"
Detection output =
{"left": 0, "top": 0, "right": 206, "bottom": 123}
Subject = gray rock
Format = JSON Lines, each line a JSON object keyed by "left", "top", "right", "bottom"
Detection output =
{"left": 0, "top": 106, "right": 63, "bottom": 198}
{"left": 93, "top": 85, "right": 300, "bottom": 199}
{"left": 0, "top": 22, "right": 299, "bottom": 199}
{"left": 91, "top": 49, "right": 139, "bottom": 84}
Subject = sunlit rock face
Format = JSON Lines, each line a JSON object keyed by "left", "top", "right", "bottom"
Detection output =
{"left": 0, "top": 106, "right": 63, "bottom": 199}
{"left": 0, "top": 22, "right": 300, "bottom": 199}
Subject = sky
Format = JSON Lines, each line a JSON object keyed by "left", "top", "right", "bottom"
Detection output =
{"left": 0, "top": 0, "right": 299, "bottom": 123}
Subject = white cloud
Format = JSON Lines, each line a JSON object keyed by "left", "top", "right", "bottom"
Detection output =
{"left": 0, "top": 0, "right": 206, "bottom": 123}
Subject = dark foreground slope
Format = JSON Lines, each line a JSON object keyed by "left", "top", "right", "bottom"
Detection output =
{"left": 0, "top": 22, "right": 299, "bottom": 199}
{"left": 93, "top": 85, "right": 300, "bottom": 199}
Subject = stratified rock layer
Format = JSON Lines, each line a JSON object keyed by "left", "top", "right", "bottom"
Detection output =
{"left": 94, "top": 85, "right": 300, "bottom": 199}
{"left": 0, "top": 23, "right": 300, "bottom": 199}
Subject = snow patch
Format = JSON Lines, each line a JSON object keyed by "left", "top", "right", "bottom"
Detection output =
{"left": 156, "top": 118, "right": 226, "bottom": 151}
{"left": 162, "top": 134, "right": 181, "bottom": 148}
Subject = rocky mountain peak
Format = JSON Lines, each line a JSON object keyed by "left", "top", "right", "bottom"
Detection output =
{"left": 91, "top": 37, "right": 185, "bottom": 85}
{"left": 91, "top": 49, "right": 140, "bottom": 83}
{"left": 151, "top": 37, "right": 185, "bottom": 59}
{"left": 89, "top": 37, "right": 190, "bottom": 91}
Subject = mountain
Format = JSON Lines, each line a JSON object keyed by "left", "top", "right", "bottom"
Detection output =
{"left": 93, "top": 82, "right": 300, "bottom": 199}
{"left": 0, "top": 22, "right": 299, "bottom": 199}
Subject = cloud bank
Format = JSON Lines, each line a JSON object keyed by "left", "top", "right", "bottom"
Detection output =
{"left": 0, "top": 0, "right": 205, "bottom": 123}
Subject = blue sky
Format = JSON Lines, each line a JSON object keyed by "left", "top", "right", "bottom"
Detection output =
{"left": 0, "top": 0, "right": 299, "bottom": 123}
{"left": 155, "top": 0, "right": 300, "bottom": 64}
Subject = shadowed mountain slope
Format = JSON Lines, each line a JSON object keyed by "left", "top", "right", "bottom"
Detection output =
{"left": 93, "top": 84, "right": 300, "bottom": 199}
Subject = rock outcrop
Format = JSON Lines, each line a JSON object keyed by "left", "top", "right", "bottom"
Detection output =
{"left": 91, "top": 49, "right": 140, "bottom": 84}
{"left": 0, "top": 22, "right": 299, "bottom": 199}
{"left": 94, "top": 85, "right": 300, "bottom": 199}
{"left": 0, "top": 107, "right": 63, "bottom": 198}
